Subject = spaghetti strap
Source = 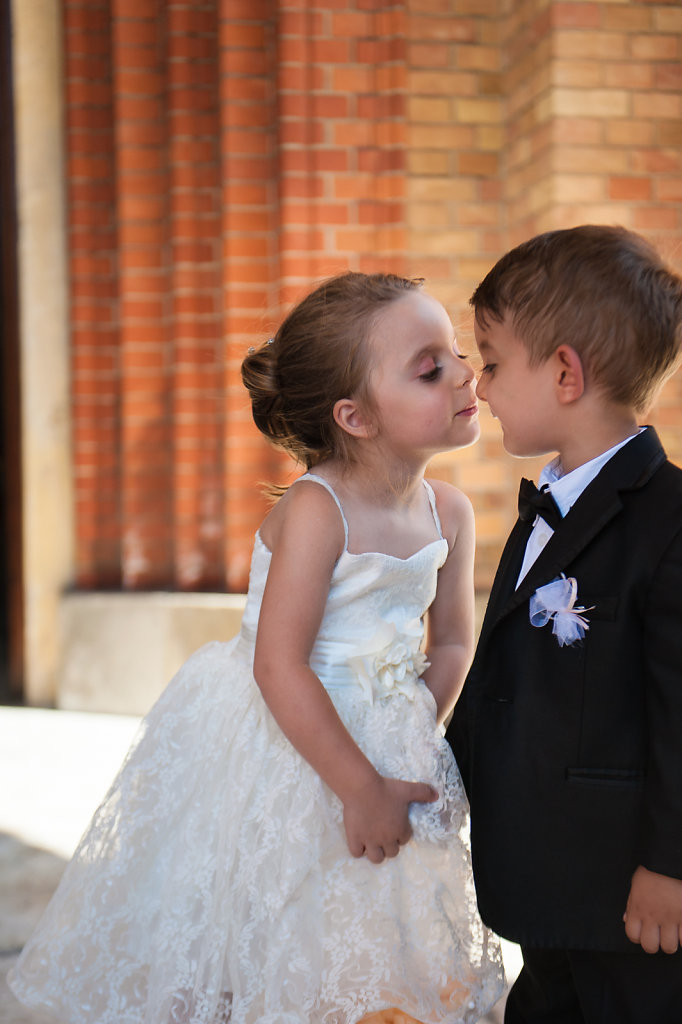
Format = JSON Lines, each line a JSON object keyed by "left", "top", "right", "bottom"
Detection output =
{"left": 298, "top": 474, "right": 442, "bottom": 549}
{"left": 423, "top": 479, "right": 444, "bottom": 539}
{"left": 296, "top": 472, "right": 349, "bottom": 549}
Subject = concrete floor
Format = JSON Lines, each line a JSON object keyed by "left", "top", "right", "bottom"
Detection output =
{"left": 0, "top": 706, "right": 520, "bottom": 1023}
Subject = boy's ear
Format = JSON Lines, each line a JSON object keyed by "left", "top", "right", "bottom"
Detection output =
{"left": 333, "top": 398, "right": 374, "bottom": 438}
{"left": 553, "top": 345, "right": 585, "bottom": 404}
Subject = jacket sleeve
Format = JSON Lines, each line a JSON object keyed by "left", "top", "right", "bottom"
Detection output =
{"left": 639, "top": 522, "right": 682, "bottom": 879}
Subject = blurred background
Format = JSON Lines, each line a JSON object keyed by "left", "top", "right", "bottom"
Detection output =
{"left": 1, "top": 2, "right": 680, "bottom": 1019}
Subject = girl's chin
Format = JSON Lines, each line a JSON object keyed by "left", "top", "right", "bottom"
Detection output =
{"left": 457, "top": 421, "right": 481, "bottom": 450}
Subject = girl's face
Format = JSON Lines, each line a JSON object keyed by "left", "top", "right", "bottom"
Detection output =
{"left": 365, "top": 291, "right": 479, "bottom": 460}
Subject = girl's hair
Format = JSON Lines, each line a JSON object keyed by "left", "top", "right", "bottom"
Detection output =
{"left": 241, "top": 272, "right": 422, "bottom": 468}
{"left": 470, "top": 224, "right": 682, "bottom": 413}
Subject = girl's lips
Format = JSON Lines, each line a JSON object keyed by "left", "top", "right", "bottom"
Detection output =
{"left": 457, "top": 403, "right": 479, "bottom": 417}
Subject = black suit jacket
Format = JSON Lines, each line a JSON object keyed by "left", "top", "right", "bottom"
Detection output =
{"left": 446, "top": 427, "right": 682, "bottom": 951}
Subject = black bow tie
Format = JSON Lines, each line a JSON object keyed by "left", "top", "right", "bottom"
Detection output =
{"left": 518, "top": 477, "right": 563, "bottom": 530}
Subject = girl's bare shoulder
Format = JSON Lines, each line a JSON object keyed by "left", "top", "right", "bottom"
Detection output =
{"left": 259, "top": 475, "right": 346, "bottom": 558}
{"left": 425, "top": 477, "right": 474, "bottom": 549}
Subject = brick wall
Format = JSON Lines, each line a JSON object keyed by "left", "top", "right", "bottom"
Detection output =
{"left": 403, "top": 0, "right": 682, "bottom": 586}
{"left": 67, "top": 0, "right": 120, "bottom": 586}
{"left": 65, "top": 0, "right": 682, "bottom": 595}
{"left": 403, "top": 0, "right": 511, "bottom": 587}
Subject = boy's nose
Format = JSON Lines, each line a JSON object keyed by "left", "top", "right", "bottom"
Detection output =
{"left": 475, "top": 373, "right": 488, "bottom": 401}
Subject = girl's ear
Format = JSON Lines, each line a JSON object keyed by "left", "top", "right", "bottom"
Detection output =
{"left": 333, "top": 398, "right": 374, "bottom": 438}
{"left": 553, "top": 345, "right": 585, "bottom": 404}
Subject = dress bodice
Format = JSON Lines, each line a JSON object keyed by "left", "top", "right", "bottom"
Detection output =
{"left": 239, "top": 475, "right": 449, "bottom": 697}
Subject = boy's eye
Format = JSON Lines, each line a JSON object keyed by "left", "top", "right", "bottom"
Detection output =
{"left": 419, "top": 363, "right": 443, "bottom": 382}
{"left": 479, "top": 363, "right": 496, "bottom": 376}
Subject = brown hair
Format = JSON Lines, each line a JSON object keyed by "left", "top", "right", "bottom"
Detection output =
{"left": 241, "top": 272, "right": 423, "bottom": 468}
{"left": 471, "top": 225, "right": 682, "bottom": 412}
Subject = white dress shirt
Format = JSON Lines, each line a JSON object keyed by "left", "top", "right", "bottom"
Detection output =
{"left": 516, "top": 429, "right": 643, "bottom": 587}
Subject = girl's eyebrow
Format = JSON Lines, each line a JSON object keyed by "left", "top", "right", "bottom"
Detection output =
{"left": 409, "top": 346, "right": 437, "bottom": 366}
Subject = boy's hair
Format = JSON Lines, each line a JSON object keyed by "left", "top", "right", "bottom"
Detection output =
{"left": 241, "top": 271, "right": 422, "bottom": 469}
{"left": 471, "top": 225, "right": 682, "bottom": 413}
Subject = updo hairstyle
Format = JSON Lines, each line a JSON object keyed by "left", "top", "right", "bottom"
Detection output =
{"left": 241, "top": 272, "right": 422, "bottom": 469}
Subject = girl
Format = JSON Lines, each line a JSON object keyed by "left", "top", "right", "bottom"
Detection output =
{"left": 9, "top": 273, "right": 503, "bottom": 1024}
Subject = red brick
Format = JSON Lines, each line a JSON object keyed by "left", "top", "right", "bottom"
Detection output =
{"left": 357, "top": 149, "right": 404, "bottom": 173}
{"left": 550, "top": 3, "right": 601, "bottom": 29}
{"left": 656, "top": 64, "right": 682, "bottom": 91}
{"left": 408, "top": 42, "right": 450, "bottom": 67}
{"left": 657, "top": 179, "right": 682, "bottom": 202}
{"left": 608, "top": 176, "right": 652, "bottom": 201}
{"left": 633, "top": 206, "right": 681, "bottom": 230}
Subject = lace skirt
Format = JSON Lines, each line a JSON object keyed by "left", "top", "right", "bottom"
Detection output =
{"left": 9, "top": 640, "right": 503, "bottom": 1024}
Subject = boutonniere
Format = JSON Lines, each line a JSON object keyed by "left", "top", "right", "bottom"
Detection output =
{"left": 529, "top": 574, "right": 593, "bottom": 647}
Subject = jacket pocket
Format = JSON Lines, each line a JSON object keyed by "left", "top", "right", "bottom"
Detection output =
{"left": 566, "top": 767, "right": 644, "bottom": 789}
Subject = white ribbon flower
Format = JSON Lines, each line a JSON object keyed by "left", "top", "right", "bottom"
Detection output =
{"left": 529, "top": 574, "right": 593, "bottom": 647}
{"left": 347, "top": 619, "right": 429, "bottom": 704}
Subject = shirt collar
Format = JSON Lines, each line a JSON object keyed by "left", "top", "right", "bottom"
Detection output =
{"left": 539, "top": 429, "right": 643, "bottom": 518}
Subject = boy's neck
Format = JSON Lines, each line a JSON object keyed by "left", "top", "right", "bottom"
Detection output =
{"left": 554, "top": 412, "right": 640, "bottom": 475}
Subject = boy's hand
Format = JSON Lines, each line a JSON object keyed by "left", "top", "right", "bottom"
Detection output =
{"left": 343, "top": 775, "right": 437, "bottom": 864}
{"left": 624, "top": 866, "right": 682, "bottom": 954}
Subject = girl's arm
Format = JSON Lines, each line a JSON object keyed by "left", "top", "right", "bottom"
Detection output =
{"left": 422, "top": 481, "right": 476, "bottom": 724}
{"left": 254, "top": 481, "right": 436, "bottom": 863}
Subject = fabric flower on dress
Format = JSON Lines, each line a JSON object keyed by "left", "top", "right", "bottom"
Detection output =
{"left": 348, "top": 619, "right": 429, "bottom": 704}
{"left": 529, "top": 573, "right": 593, "bottom": 647}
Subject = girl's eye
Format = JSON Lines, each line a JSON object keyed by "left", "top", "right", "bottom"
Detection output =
{"left": 419, "top": 363, "right": 443, "bottom": 382}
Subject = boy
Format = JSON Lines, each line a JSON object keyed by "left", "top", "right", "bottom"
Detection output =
{"left": 446, "top": 225, "right": 682, "bottom": 1023}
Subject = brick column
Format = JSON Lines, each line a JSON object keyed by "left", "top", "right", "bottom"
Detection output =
{"left": 218, "top": 0, "right": 280, "bottom": 590}
{"left": 168, "top": 3, "right": 226, "bottom": 590}
{"left": 66, "top": 0, "right": 122, "bottom": 587}
{"left": 219, "top": 0, "right": 411, "bottom": 588}
{"left": 113, "top": 0, "right": 174, "bottom": 589}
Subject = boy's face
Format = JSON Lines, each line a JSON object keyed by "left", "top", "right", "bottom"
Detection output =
{"left": 474, "top": 313, "right": 559, "bottom": 459}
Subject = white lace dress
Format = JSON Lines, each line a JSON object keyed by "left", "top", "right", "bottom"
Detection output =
{"left": 9, "top": 475, "right": 503, "bottom": 1024}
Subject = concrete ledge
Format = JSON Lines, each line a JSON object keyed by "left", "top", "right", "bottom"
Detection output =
{"left": 57, "top": 592, "right": 247, "bottom": 715}
{"left": 57, "top": 592, "right": 490, "bottom": 716}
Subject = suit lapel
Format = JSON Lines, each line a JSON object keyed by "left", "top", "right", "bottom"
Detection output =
{"left": 477, "top": 519, "right": 530, "bottom": 647}
{"left": 483, "top": 427, "right": 667, "bottom": 633}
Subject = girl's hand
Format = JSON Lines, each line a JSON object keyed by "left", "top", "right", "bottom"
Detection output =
{"left": 624, "top": 865, "right": 682, "bottom": 954}
{"left": 343, "top": 774, "right": 437, "bottom": 864}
